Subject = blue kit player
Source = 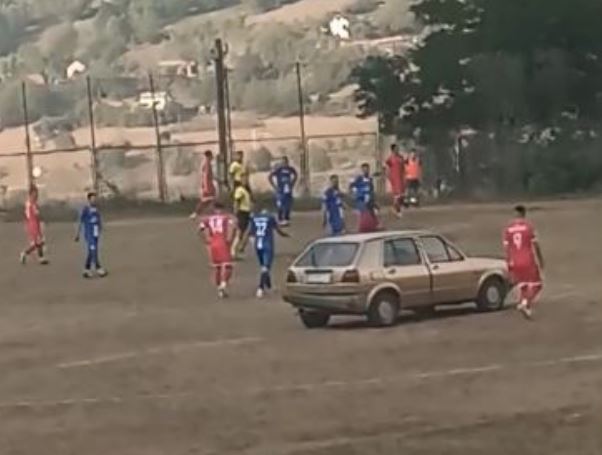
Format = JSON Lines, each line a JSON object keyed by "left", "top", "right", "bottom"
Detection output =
{"left": 75, "top": 192, "right": 107, "bottom": 279}
{"left": 244, "top": 205, "right": 289, "bottom": 298}
{"left": 322, "top": 174, "right": 346, "bottom": 236}
{"left": 269, "top": 156, "right": 298, "bottom": 226}
{"left": 349, "top": 162, "right": 375, "bottom": 211}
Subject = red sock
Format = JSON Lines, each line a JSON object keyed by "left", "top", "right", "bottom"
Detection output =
{"left": 222, "top": 265, "right": 233, "bottom": 285}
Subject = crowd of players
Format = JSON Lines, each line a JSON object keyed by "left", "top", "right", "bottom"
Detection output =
{"left": 18, "top": 144, "right": 545, "bottom": 319}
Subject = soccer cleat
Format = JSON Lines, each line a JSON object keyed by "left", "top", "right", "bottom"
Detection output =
{"left": 97, "top": 268, "right": 108, "bottom": 278}
{"left": 39, "top": 257, "right": 49, "bottom": 265}
{"left": 19, "top": 252, "right": 26, "bottom": 265}
{"left": 217, "top": 288, "right": 226, "bottom": 299}
{"left": 83, "top": 270, "right": 94, "bottom": 279}
{"left": 189, "top": 212, "right": 198, "bottom": 220}
{"left": 256, "top": 288, "right": 264, "bottom": 299}
{"left": 517, "top": 302, "right": 533, "bottom": 320}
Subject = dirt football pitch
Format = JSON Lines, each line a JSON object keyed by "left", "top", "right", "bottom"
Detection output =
{"left": 0, "top": 199, "right": 601, "bottom": 455}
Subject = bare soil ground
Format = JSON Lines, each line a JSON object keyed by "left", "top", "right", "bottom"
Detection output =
{"left": 0, "top": 199, "right": 601, "bottom": 455}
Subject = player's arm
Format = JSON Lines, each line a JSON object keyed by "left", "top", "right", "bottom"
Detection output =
{"left": 321, "top": 197, "right": 328, "bottom": 227}
{"left": 268, "top": 169, "right": 278, "bottom": 191}
{"left": 291, "top": 167, "right": 299, "bottom": 188}
{"left": 534, "top": 239, "right": 544, "bottom": 270}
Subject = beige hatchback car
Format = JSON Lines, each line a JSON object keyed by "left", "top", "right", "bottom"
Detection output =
{"left": 284, "top": 231, "right": 509, "bottom": 328}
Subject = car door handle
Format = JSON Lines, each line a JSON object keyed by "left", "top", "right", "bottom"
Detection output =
{"left": 387, "top": 268, "right": 397, "bottom": 275}
{"left": 431, "top": 265, "right": 440, "bottom": 271}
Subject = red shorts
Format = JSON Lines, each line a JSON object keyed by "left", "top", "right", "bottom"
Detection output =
{"left": 26, "top": 224, "right": 43, "bottom": 245}
{"left": 510, "top": 263, "right": 541, "bottom": 286}
{"left": 389, "top": 182, "right": 406, "bottom": 198}
{"left": 208, "top": 241, "right": 231, "bottom": 266}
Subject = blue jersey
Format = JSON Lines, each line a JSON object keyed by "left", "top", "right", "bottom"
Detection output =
{"left": 350, "top": 175, "right": 374, "bottom": 207}
{"left": 323, "top": 187, "right": 344, "bottom": 224}
{"left": 79, "top": 205, "right": 102, "bottom": 242}
{"left": 270, "top": 166, "right": 297, "bottom": 195}
{"left": 250, "top": 213, "right": 278, "bottom": 251}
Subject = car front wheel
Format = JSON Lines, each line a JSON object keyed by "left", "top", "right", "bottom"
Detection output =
{"left": 476, "top": 277, "right": 507, "bottom": 312}
{"left": 368, "top": 292, "right": 400, "bottom": 327}
{"left": 299, "top": 310, "right": 330, "bottom": 329}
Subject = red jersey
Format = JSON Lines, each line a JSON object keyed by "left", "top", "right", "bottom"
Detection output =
{"left": 24, "top": 198, "right": 42, "bottom": 243}
{"left": 503, "top": 219, "right": 539, "bottom": 269}
{"left": 200, "top": 159, "right": 216, "bottom": 200}
{"left": 385, "top": 154, "right": 406, "bottom": 195}
{"left": 200, "top": 213, "right": 234, "bottom": 266}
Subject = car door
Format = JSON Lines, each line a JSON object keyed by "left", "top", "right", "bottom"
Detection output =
{"left": 382, "top": 238, "right": 431, "bottom": 307}
{"left": 419, "top": 236, "right": 476, "bottom": 304}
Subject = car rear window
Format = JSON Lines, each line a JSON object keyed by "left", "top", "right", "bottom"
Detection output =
{"left": 295, "top": 242, "right": 359, "bottom": 268}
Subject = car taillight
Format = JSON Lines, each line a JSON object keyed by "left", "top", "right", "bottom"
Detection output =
{"left": 341, "top": 269, "right": 360, "bottom": 283}
{"left": 286, "top": 270, "right": 297, "bottom": 283}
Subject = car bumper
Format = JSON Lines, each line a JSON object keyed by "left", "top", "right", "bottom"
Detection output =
{"left": 283, "top": 291, "right": 367, "bottom": 314}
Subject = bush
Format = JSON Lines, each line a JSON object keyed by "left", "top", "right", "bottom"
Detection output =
{"left": 249, "top": 146, "right": 273, "bottom": 172}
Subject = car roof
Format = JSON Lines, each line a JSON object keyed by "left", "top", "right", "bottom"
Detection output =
{"left": 314, "top": 230, "right": 434, "bottom": 244}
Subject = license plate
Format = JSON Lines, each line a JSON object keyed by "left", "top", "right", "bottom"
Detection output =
{"left": 305, "top": 273, "right": 332, "bottom": 284}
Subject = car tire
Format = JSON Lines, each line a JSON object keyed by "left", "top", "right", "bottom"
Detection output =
{"left": 368, "top": 291, "right": 400, "bottom": 327}
{"left": 299, "top": 310, "right": 330, "bottom": 329}
{"left": 476, "top": 277, "right": 507, "bottom": 312}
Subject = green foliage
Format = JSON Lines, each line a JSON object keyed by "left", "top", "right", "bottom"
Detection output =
{"left": 243, "top": 0, "right": 301, "bottom": 13}
{"left": 250, "top": 146, "right": 274, "bottom": 172}
{"left": 353, "top": 0, "right": 602, "bottom": 195}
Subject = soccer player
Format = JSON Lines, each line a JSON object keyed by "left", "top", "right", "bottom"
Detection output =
{"left": 191, "top": 150, "right": 217, "bottom": 218}
{"left": 75, "top": 192, "right": 107, "bottom": 279}
{"left": 199, "top": 202, "right": 235, "bottom": 298}
{"left": 229, "top": 150, "right": 247, "bottom": 187}
{"left": 349, "top": 163, "right": 375, "bottom": 211}
{"left": 20, "top": 184, "right": 49, "bottom": 265}
{"left": 231, "top": 180, "right": 253, "bottom": 259}
{"left": 358, "top": 199, "right": 381, "bottom": 233}
{"left": 322, "top": 174, "right": 346, "bottom": 236}
{"left": 269, "top": 156, "right": 298, "bottom": 226}
{"left": 244, "top": 205, "right": 289, "bottom": 298}
{"left": 405, "top": 150, "right": 422, "bottom": 205}
{"left": 385, "top": 143, "right": 406, "bottom": 217}
{"left": 503, "top": 205, "right": 545, "bottom": 319}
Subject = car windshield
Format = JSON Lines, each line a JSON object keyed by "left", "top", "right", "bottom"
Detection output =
{"left": 295, "top": 242, "right": 359, "bottom": 268}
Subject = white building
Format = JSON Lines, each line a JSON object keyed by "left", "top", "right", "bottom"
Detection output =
{"left": 329, "top": 15, "right": 351, "bottom": 40}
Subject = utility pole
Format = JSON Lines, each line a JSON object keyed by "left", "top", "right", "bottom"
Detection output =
{"left": 295, "top": 61, "right": 309, "bottom": 196}
{"left": 86, "top": 76, "right": 99, "bottom": 196}
{"left": 213, "top": 39, "right": 229, "bottom": 190}
{"left": 21, "top": 82, "right": 33, "bottom": 189}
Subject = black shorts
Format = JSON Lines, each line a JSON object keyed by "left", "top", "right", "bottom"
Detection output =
{"left": 236, "top": 211, "right": 251, "bottom": 233}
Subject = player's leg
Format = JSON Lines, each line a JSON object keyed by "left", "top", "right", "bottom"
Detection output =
{"left": 276, "top": 193, "right": 284, "bottom": 224}
{"left": 256, "top": 249, "right": 268, "bottom": 297}
{"left": 264, "top": 249, "right": 274, "bottom": 290}
{"left": 94, "top": 240, "right": 108, "bottom": 277}
{"left": 526, "top": 282, "right": 543, "bottom": 308}
{"left": 83, "top": 241, "right": 94, "bottom": 278}
{"left": 35, "top": 239, "right": 48, "bottom": 265}
{"left": 283, "top": 194, "right": 292, "bottom": 225}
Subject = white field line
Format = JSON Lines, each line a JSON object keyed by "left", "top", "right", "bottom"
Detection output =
{"left": 1, "top": 350, "right": 601, "bottom": 412}
{"left": 56, "top": 337, "right": 263, "bottom": 369}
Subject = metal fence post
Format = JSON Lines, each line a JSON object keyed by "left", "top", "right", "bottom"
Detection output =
{"left": 21, "top": 81, "right": 33, "bottom": 189}
{"left": 86, "top": 76, "right": 100, "bottom": 195}
{"left": 148, "top": 73, "right": 167, "bottom": 202}
{"left": 295, "top": 61, "right": 309, "bottom": 196}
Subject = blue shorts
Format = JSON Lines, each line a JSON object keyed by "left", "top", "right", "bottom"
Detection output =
{"left": 256, "top": 248, "right": 274, "bottom": 270}
{"left": 276, "top": 192, "right": 293, "bottom": 207}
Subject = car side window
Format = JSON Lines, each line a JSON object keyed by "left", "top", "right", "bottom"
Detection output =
{"left": 446, "top": 243, "right": 464, "bottom": 261}
{"left": 384, "top": 239, "right": 422, "bottom": 267}
{"left": 420, "top": 236, "right": 452, "bottom": 263}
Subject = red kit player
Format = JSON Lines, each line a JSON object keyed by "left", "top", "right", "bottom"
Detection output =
{"left": 20, "top": 185, "right": 48, "bottom": 265}
{"left": 385, "top": 143, "right": 406, "bottom": 217}
{"left": 199, "top": 202, "right": 235, "bottom": 298}
{"left": 503, "top": 205, "right": 545, "bottom": 319}
{"left": 191, "top": 150, "right": 217, "bottom": 218}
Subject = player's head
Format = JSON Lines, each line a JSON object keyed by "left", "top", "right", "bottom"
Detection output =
{"left": 281, "top": 155, "right": 289, "bottom": 166}
{"left": 204, "top": 150, "right": 213, "bottom": 160}
{"left": 390, "top": 143, "right": 399, "bottom": 155}
{"left": 329, "top": 174, "right": 339, "bottom": 188}
{"left": 361, "top": 162, "right": 370, "bottom": 176}
{"left": 235, "top": 150, "right": 244, "bottom": 162}
{"left": 515, "top": 205, "right": 527, "bottom": 218}
{"left": 87, "top": 191, "right": 97, "bottom": 206}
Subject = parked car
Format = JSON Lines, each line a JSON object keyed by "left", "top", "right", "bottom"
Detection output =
{"left": 283, "top": 231, "right": 509, "bottom": 328}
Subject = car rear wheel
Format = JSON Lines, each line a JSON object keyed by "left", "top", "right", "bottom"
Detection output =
{"left": 476, "top": 277, "right": 507, "bottom": 312}
{"left": 368, "top": 292, "right": 400, "bottom": 327}
{"left": 299, "top": 310, "right": 331, "bottom": 329}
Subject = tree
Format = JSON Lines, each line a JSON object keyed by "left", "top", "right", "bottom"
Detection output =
{"left": 353, "top": 0, "right": 602, "bottom": 194}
